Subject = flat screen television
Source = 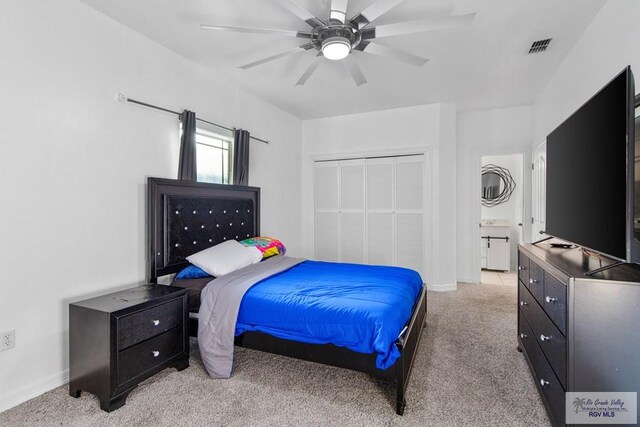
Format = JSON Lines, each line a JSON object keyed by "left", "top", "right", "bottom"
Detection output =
{"left": 546, "top": 67, "right": 637, "bottom": 263}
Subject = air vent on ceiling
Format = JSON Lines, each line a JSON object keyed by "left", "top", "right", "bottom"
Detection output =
{"left": 528, "top": 38, "right": 552, "bottom": 54}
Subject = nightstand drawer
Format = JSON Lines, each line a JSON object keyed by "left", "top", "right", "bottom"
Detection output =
{"left": 117, "top": 327, "right": 182, "bottom": 386}
{"left": 117, "top": 298, "right": 182, "bottom": 350}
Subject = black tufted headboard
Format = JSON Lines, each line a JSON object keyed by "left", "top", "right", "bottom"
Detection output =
{"left": 147, "top": 177, "right": 260, "bottom": 282}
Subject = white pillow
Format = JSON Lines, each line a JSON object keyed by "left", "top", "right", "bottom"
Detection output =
{"left": 186, "top": 240, "right": 262, "bottom": 277}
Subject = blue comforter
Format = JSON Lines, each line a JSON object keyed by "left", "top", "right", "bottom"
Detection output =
{"left": 235, "top": 260, "right": 423, "bottom": 370}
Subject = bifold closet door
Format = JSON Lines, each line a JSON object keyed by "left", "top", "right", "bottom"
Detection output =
{"left": 366, "top": 158, "right": 394, "bottom": 266}
{"left": 314, "top": 161, "right": 340, "bottom": 262}
{"left": 313, "top": 159, "right": 365, "bottom": 263}
{"left": 339, "top": 159, "right": 365, "bottom": 263}
{"left": 314, "top": 155, "right": 424, "bottom": 276}
{"left": 395, "top": 155, "right": 424, "bottom": 276}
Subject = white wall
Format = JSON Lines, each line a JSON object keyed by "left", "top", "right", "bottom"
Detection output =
{"left": 301, "top": 104, "right": 458, "bottom": 291}
{"left": 533, "top": 0, "right": 640, "bottom": 142}
{"left": 457, "top": 106, "right": 534, "bottom": 283}
{"left": 530, "top": 0, "right": 640, "bottom": 249}
{"left": 481, "top": 154, "right": 524, "bottom": 270}
{"left": 0, "top": 0, "right": 302, "bottom": 411}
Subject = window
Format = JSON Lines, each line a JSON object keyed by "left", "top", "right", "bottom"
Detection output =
{"left": 195, "top": 128, "right": 232, "bottom": 184}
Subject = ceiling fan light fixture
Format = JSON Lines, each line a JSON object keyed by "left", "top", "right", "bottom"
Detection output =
{"left": 321, "top": 37, "right": 351, "bottom": 61}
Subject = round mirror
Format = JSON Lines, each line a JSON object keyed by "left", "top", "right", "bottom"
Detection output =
{"left": 481, "top": 164, "right": 515, "bottom": 207}
{"left": 482, "top": 172, "right": 503, "bottom": 200}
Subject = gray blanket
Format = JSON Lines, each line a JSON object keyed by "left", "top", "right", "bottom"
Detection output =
{"left": 197, "top": 255, "right": 304, "bottom": 378}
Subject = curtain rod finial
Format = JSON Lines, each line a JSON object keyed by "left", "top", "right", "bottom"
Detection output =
{"left": 116, "top": 93, "right": 127, "bottom": 103}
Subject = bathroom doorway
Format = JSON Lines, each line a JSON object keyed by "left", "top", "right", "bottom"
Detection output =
{"left": 479, "top": 153, "right": 524, "bottom": 286}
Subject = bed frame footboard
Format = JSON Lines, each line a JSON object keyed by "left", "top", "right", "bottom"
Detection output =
{"left": 188, "top": 285, "right": 428, "bottom": 415}
{"left": 394, "top": 285, "right": 428, "bottom": 415}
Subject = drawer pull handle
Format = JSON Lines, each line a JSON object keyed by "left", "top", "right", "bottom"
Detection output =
{"left": 152, "top": 320, "right": 160, "bottom": 326}
{"left": 540, "top": 334, "right": 552, "bottom": 342}
{"left": 545, "top": 296, "right": 557, "bottom": 303}
{"left": 518, "top": 266, "right": 526, "bottom": 271}
{"left": 529, "top": 278, "right": 538, "bottom": 284}
{"left": 152, "top": 351, "right": 160, "bottom": 357}
{"left": 520, "top": 333, "right": 527, "bottom": 339}
{"left": 540, "top": 379, "right": 550, "bottom": 387}
{"left": 520, "top": 301, "right": 528, "bottom": 306}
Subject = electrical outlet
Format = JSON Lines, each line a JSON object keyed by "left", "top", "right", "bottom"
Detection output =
{"left": 1, "top": 330, "right": 15, "bottom": 351}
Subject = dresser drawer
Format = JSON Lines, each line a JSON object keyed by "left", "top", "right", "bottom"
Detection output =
{"left": 528, "top": 260, "right": 545, "bottom": 304}
{"left": 518, "top": 310, "right": 537, "bottom": 363}
{"left": 519, "top": 281, "right": 567, "bottom": 388}
{"left": 530, "top": 337, "right": 566, "bottom": 427}
{"left": 518, "top": 252, "right": 530, "bottom": 286}
{"left": 117, "top": 298, "right": 183, "bottom": 350}
{"left": 543, "top": 272, "right": 567, "bottom": 336}
{"left": 117, "top": 327, "right": 183, "bottom": 386}
{"left": 518, "top": 281, "right": 539, "bottom": 328}
{"left": 533, "top": 307, "right": 566, "bottom": 389}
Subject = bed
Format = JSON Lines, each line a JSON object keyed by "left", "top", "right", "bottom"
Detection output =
{"left": 147, "top": 177, "right": 427, "bottom": 415}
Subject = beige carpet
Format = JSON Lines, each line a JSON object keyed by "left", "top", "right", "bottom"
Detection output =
{"left": 0, "top": 283, "right": 550, "bottom": 426}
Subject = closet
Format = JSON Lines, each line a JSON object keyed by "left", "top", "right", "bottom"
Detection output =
{"left": 314, "top": 155, "right": 425, "bottom": 276}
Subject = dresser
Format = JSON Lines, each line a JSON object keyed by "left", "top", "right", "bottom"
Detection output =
{"left": 517, "top": 243, "right": 640, "bottom": 426}
{"left": 69, "top": 285, "right": 189, "bottom": 411}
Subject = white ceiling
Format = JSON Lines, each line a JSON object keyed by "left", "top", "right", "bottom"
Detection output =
{"left": 79, "top": 0, "right": 606, "bottom": 119}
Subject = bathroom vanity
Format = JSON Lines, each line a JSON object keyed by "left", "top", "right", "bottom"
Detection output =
{"left": 480, "top": 220, "right": 510, "bottom": 271}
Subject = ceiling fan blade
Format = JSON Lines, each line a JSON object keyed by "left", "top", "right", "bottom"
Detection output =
{"left": 200, "top": 24, "right": 311, "bottom": 39}
{"left": 296, "top": 54, "right": 323, "bottom": 86}
{"left": 240, "top": 43, "right": 314, "bottom": 69}
{"left": 350, "top": 0, "right": 404, "bottom": 29}
{"left": 271, "top": 0, "right": 326, "bottom": 29}
{"left": 343, "top": 55, "right": 367, "bottom": 86}
{"left": 364, "top": 13, "right": 476, "bottom": 39}
{"left": 330, "top": 0, "right": 349, "bottom": 24}
{"left": 355, "top": 41, "right": 428, "bottom": 66}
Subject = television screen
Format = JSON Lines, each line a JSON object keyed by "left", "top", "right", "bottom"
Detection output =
{"left": 546, "top": 68, "right": 634, "bottom": 261}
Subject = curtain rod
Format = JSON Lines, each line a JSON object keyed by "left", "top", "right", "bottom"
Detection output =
{"left": 116, "top": 93, "right": 269, "bottom": 144}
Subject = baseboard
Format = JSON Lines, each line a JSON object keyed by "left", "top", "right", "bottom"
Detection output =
{"left": 457, "top": 276, "right": 477, "bottom": 284}
{"left": 0, "top": 369, "right": 69, "bottom": 413}
{"left": 426, "top": 282, "right": 457, "bottom": 292}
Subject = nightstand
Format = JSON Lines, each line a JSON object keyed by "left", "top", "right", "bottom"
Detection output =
{"left": 69, "top": 284, "right": 189, "bottom": 412}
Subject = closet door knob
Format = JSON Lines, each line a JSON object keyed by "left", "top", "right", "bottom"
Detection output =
{"left": 529, "top": 278, "right": 538, "bottom": 284}
{"left": 520, "top": 301, "right": 528, "bottom": 306}
{"left": 518, "top": 266, "right": 525, "bottom": 271}
{"left": 152, "top": 319, "right": 160, "bottom": 326}
{"left": 540, "top": 379, "right": 550, "bottom": 387}
{"left": 540, "top": 334, "right": 552, "bottom": 342}
{"left": 152, "top": 351, "right": 160, "bottom": 357}
{"left": 520, "top": 333, "right": 527, "bottom": 339}
{"left": 545, "top": 296, "right": 557, "bottom": 303}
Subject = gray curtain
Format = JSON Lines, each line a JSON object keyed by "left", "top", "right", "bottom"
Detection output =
{"left": 178, "top": 110, "right": 197, "bottom": 181}
{"left": 233, "top": 129, "right": 250, "bottom": 185}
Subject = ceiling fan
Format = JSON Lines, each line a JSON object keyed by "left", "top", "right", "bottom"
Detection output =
{"left": 201, "top": 0, "right": 476, "bottom": 86}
